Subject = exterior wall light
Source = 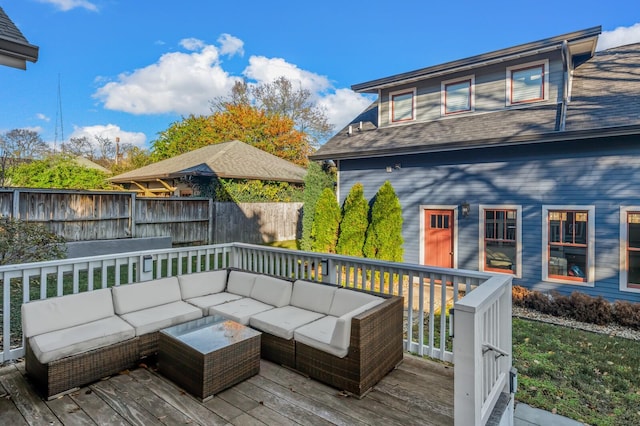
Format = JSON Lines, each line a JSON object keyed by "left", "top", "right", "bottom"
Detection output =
{"left": 461, "top": 202, "right": 470, "bottom": 218}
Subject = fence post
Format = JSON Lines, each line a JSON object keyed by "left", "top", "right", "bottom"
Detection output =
{"left": 12, "top": 189, "right": 20, "bottom": 219}
{"left": 208, "top": 199, "right": 214, "bottom": 244}
{"left": 130, "top": 193, "right": 137, "bottom": 238}
{"left": 453, "top": 303, "right": 482, "bottom": 426}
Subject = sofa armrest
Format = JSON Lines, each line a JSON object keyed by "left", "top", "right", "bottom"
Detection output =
{"left": 349, "top": 295, "right": 404, "bottom": 356}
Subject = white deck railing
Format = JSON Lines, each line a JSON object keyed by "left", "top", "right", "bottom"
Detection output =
{"left": 0, "top": 242, "right": 512, "bottom": 425}
{"left": 453, "top": 274, "right": 514, "bottom": 426}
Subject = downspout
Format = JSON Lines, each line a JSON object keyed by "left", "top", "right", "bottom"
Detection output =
{"left": 559, "top": 40, "right": 570, "bottom": 131}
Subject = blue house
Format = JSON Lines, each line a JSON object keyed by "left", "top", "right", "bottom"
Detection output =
{"left": 311, "top": 26, "right": 640, "bottom": 303}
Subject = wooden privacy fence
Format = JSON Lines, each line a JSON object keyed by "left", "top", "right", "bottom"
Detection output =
{"left": 0, "top": 188, "right": 302, "bottom": 245}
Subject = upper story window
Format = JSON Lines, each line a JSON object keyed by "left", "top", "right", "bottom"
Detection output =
{"left": 542, "top": 206, "right": 595, "bottom": 286}
{"left": 506, "top": 60, "right": 549, "bottom": 105}
{"left": 389, "top": 88, "right": 416, "bottom": 123}
{"left": 441, "top": 76, "right": 474, "bottom": 115}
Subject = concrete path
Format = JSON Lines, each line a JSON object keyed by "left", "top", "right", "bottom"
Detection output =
{"left": 515, "top": 403, "right": 585, "bottom": 426}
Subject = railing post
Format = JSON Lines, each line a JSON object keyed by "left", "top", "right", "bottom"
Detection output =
{"left": 453, "top": 303, "right": 482, "bottom": 426}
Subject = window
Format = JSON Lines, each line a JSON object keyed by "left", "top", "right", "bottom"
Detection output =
{"left": 389, "top": 88, "right": 415, "bottom": 123}
{"left": 543, "top": 206, "right": 595, "bottom": 285}
{"left": 507, "top": 60, "right": 548, "bottom": 105}
{"left": 620, "top": 207, "right": 640, "bottom": 292}
{"left": 442, "top": 76, "right": 474, "bottom": 115}
{"left": 480, "top": 205, "right": 521, "bottom": 276}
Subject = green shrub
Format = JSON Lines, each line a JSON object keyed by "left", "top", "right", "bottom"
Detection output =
{"left": 363, "top": 181, "right": 403, "bottom": 262}
{"left": 336, "top": 183, "right": 369, "bottom": 257}
{"left": 300, "top": 162, "right": 334, "bottom": 251}
{"left": 310, "top": 188, "right": 341, "bottom": 253}
{"left": 0, "top": 217, "right": 66, "bottom": 264}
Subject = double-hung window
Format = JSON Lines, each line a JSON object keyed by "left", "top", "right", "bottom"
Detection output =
{"left": 620, "top": 207, "right": 640, "bottom": 292}
{"left": 480, "top": 205, "right": 521, "bottom": 276}
{"left": 507, "top": 60, "right": 548, "bottom": 105}
{"left": 543, "top": 206, "right": 594, "bottom": 285}
{"left": 389, "top": 88, "right": 416, "bottom": 123}
{"left": 441, "top": 76, "right": 474, "bottom": 115}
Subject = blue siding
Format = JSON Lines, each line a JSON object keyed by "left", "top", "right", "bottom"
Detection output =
{"left": 337, "top": 136, "right": 640, "bottom": 303}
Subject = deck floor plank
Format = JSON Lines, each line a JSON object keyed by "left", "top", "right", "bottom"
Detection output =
{"left": 89, "top": 377, "right": 164, "bottom": 426}
{"left": 69, "top": 387, "right": 130, "bottom": 426}
{"left": 0, "top": 366, "right": 62, "bottom": 425}
{"left": 2, "top": 355, "right": 454, "bottom": 426}
{"left": 257, "top": 361, "right": 406, "bottom": 426}
{"left": 130, "top": 368, "right": 228, "bottom": 426}
{"left": 46, "top": 395, "right": 97, "bottom": 426}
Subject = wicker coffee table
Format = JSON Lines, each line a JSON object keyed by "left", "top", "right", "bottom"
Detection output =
{"left": 158, "top": 316, "right": 261, "bottom": 401}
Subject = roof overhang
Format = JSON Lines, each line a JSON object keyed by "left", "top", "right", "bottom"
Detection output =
{"left": 0, "top": 38, "right": 38, "bottom": 70}
{"left": 352, "top": 26, "right": 601, "bottom": 93}
{"left": 310, "top": 124, "right": 640, "bottom": 161}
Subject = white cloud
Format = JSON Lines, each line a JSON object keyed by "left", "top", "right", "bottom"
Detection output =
{"left": 93, "top": 34, "right": 374, "bottom": 140}
{"left": 36, "top": 113, "right": 50, "bottom": 122}
{"left": 243, "top": 56, "right": 332, "bottom": 96}
{"left": 597, "top": 22, "right": 640, "bottom": 51}
{"left": 69, "top": 124, "right": 146, "bottom": 148}
{"left": 180, "top": 38, "right": 206, "bottom": 51}
{"left": 37, "top": 0, "right": 98, "bottom": 12}
{"left": 218, "top": 34, "right": 244, "bottom": 57}
{"left": 317, "top": 89, "right": 374, "bottom": 132}
{"left": 94, "top": 40, "right": 240, "bottom": 115}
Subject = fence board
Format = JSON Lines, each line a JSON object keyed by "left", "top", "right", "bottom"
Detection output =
{"left": 0, "top": 189, "right": 301, "bottom": 246}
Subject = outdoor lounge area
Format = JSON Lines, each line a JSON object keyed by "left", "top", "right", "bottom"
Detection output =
{"left": 0, "top": 243, "right": 513, "bottom": 425}
{"left": 0, "top": 353, "right": 454, "bottom": 425}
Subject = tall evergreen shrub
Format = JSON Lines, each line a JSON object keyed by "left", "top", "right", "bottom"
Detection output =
{"left": 336, "top": 183, "right": 369, "bottom": 257}
{"left": 311, "top": 188, "right": 341, "bottom": 253}
{"left": 363, "top": 181, "right": 404, "bottom": 261}
{"left": 300, "top": 162, "right": 334, "bottom": 250}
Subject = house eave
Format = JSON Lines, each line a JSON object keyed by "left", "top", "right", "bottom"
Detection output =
{"left": 0, "top": 39, "right": 39, "bottom": 70}
{"left": 310, "top": 124, "right": 640, "bottom": 161}
{"left": 352, "top": 26, "right": 601, "bottom": 93}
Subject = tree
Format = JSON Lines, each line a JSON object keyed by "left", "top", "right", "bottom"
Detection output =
{"left": 151, "top": 104, "right": 312, "bottom": 166}
{"left": 0, "top": 129, "right": 49, "bottom": 186}
{"left": 0, "top": 217, "right": 66, "bottom": 265}
{"left": 61, "top": 136, "right": 93, "bottom": 158}
{"left": 212, "top": 77, "right": 333, "bottom": 147}
{"left": 311, "top": 188, "right": 341, "bottom": 253}
{"left": 363, "top": 181, "right": 404, "bottom": 262}
{"left": 300, "top": 161, "right": 335, "bottom": 251}
{"left": 8, "top": 154, "right": 111, "bottom": 190}
{"left": 336, "top": 183, "right": 369, "bottom": 257}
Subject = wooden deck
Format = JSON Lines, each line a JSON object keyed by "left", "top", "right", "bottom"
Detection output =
{"left": 0, "top": 354, "right": 453, "bottom": 425}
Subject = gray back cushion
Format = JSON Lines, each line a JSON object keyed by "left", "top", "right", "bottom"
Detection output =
{"left": 178, "top": 270, "right": 228, "bottom": 300}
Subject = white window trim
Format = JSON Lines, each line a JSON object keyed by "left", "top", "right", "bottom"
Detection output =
{"left": 389, "top": 87, "right": 416, "bottom": 123}
{"left": 542, "top": 205, "right": 595, "bottom": 287}
{"left": 619, "top": 207, "right": 640, "bottom": 293}
{"left": 441, "top": 75, "right": 475, "bottom": 116}
{"left": 478, "top": 204, "right": 522, "bottom": 278}
{"left": 419, "top": 204, "right": 459, "bottom": 269}
{"left": 506, "top": 59, "right": 549, "bottom": 106}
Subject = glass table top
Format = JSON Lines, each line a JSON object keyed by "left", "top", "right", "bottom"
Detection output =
{"left": 160, "top": 315, "right": 261, "bottom": 354}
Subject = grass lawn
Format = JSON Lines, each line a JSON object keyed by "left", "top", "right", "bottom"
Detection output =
{"left": 513, "top": 317, "right": 640, "bottom": 425}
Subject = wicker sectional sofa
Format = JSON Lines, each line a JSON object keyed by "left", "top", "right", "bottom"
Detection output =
{"left": 21, "top": 269, "right": 403, "bottom": 399}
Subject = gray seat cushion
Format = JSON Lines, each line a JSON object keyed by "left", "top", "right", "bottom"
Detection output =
{"left": 29, "top": 316, "right": 135, "bottom": 364}
{"left": 209, "top": 297, "right": 274, "bottom": 325}
{"left": 119, "top": 301, "right": 202, "bottom": 336}
{"left": 185, "top": 292, "right": 243, "bottom": 314}
{"left": 249, "top": 306, "right": 325, "bottom": 340}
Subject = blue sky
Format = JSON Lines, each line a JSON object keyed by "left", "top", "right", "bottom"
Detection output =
{"left": 1, "top": 0, "right": 639, "bottom": 151}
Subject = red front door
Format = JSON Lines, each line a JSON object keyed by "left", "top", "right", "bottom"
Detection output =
{"left": 424, "top": 209, "right": 454, "bottom": 268}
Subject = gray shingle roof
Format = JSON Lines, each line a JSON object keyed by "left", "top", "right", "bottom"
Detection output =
{"left": 565, "top": 43, "right": 640, "bottom": 130}
{"left": 0, "top": 6, "right": 38, "bottom": 69}
{"left": 312, "top": 42, "right": 640, "bottom": 161}
{"left": 110, "top": 140, "right": 307, "bottom": 183}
